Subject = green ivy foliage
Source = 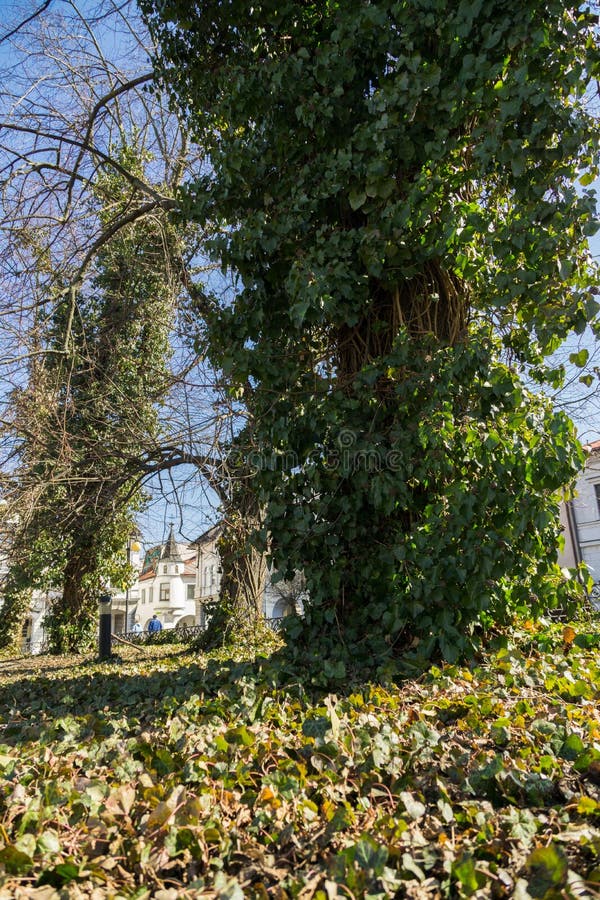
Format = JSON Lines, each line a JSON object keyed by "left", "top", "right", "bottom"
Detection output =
{"left": 141, "top": 1, "right": 600, "bottom": 659}
{"left": 0, "top": 619, "right": 600, "bottom": 894}
{"left": 0, "top": 149, "right": 180, "bottom": 654}
{"left": 262, "top": 335, "right": 585, "bottom": 663}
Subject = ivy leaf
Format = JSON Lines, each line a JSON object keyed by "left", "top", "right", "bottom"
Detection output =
{"left": 526, "top": 845, "right": 568, "bottom": 898}
{"left": 353, "top": 836, "right": 388, "bottom": 874}
{"left": 0, "top": 846, "right": 34, "bottom": 875}
{"left": 37, "top": 831, "right": 60, "bottom": 854}
{"left": 452, "top": 854, "right": 483, "bottom": 897}
{"left": 38, "top": 861, "right": 85, "bottom": 887}
{"left": 579, "top": 171, "right": 596, "bottom": 186}
{"left": 568, "top": 348, "right": 589, "bottom": 367}
{"left": 557, "top": 258, "right": 573, "bottom": 280}
{"left": 290, "top": 299, "right": 310, "bottom": 326}
{"left": 559, "top": 733, "right": 584, "bottom": 761}
{"left": 213, "top": 872, "right": 245, "bottom": 899}
{"left": 399, "top": 791, "right": 426, "bottom": 820}
{"left": 348, "top": 189, "right": 366, "bottom": 211}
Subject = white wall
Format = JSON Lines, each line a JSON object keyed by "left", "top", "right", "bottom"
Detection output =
{"left": 133, "top": 570, "right": 196, "bottom": 630}
{"left": 569, "top": 452, "right": 600, "bottom": 583}
{"left": 195, "top": 538, "right": 221, "bottom": 627}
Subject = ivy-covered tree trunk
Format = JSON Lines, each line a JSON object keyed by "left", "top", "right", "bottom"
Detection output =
{"left": 324, "top": 265, "right": 470, "bottom": 623}
{"left": 0, "top": 153, "right": 180, "bottom": 655}
{"left": 218, "top": 516, "right": 266, "bottom": 626}
{"left": 0, "top": 3, "right": 209, "bottom": 658}
{"left": 144, "top": 1, "right": 598, "bottom": 665}
{"left": 199, "top": 467, "right": 268, "bottom": 650}
{"left": 44, "top": 553, "right": 99, "bottom": 654}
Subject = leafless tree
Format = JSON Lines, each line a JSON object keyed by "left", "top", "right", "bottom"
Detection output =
{"left": 0, "top": 0, "right": 271, "bottom": 651}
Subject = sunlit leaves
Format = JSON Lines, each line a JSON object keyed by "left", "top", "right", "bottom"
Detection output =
{"left": 0, "top": 619, "right": 599, "bottom": 894}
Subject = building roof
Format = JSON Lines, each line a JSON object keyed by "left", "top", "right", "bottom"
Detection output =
{"left": 190, "top": 523, "right": 222, "bottom": 548}
{"left": 161, "top": 524, "right": 184, "bottom": 563}
{"left": 139, "top": 524, "right": 194, "bottom": 578}
{"left": 183, "top": 558, "right": 196, "bottom": 577}
{"left": 138, "top": 555, "right": 196, "bottom": 582}
{"left": 584, "top": 439, "right": 600, "bottom": 453}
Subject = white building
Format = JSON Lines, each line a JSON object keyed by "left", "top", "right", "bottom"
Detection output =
{"left": 559, "top": 439, "right": 600, "bottom": 602}
{"left": 0, "top": 540, "right": 54, "bottom": 653}
{"left": 17, "top": 589, "right": 56, "bottom": 654}
{"left": 193, "top": 524, "right": 221, "bottom": 627}
{"left": 123, "top": 524, "right": 197, "bottom": 633}
{"left": 192, "top": 523, "right": 306, "bottom": 626}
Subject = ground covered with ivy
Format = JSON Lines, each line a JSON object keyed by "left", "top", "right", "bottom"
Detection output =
{"left": 0, "top": 619, "right": 599, "bottom": 899}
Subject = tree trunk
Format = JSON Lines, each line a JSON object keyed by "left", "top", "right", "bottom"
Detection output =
{"left": 45, "top": 553, "right": 98, "bottom": 653}
{"left": 198, "top": 473, "right": 268, "bottom": 650}
{"left": 0, "top": 582, "right": 32, "bottom": 655}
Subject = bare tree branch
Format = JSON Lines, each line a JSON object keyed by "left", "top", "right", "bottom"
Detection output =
{"left": 0, "top": 120, "right": 171, "bottom": 203}
{"left": 66, "top": 71, "right": 155, "bottom": 204}
{"left": 0, "top": 1, "right": 53, "bottom": 46}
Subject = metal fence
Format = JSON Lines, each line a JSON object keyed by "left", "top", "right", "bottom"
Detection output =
{"left": 23, "top": 640, "right": 49, "bottom": 655}
{"left": 113, "top": 617, "right": 286, "bottom": 645}
{"left": 16, "top": 617, "right": 288, "bottom": 655}
{"left": 113, "top": 623, "right": 205, "bottom": 645}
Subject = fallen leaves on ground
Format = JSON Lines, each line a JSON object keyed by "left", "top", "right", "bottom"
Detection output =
{"left": 0, "top": 618, "right": 599, "bottom": 898}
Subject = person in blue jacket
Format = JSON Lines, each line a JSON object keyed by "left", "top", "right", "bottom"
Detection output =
{"left": 147, "top": 614, "right": 162, "bottom": 634}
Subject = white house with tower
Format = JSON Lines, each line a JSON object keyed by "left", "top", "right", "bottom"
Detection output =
{"left": 121, "top": 524, "right": 197, "bottom": 632}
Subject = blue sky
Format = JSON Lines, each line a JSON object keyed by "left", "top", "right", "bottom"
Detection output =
{"left": 1, "top": 1, "right": 599, "bottom": 546}
{"left": 552, "top": 177, "right": 600, "bottom": 443}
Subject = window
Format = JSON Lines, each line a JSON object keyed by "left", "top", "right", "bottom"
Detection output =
{"left": 204, "top": 566, "right": 208, "bottom": 589}
{"left": 210, "top": 565, "right": 215, "bottom": 586}
{"left": 187, "top": 584, "right": 195, "bottom": 600}
{"left": 160, "top": 583, "right": 170, "bottom": 602}
{"left": 595, "top": 483, "right": 600, "bottom": 518}
{"left": 141, "top": 589, "right": 146, "bottom": 604}
{"left": 174, "top": 565, "right": 179, "bottom": 574}
{"left": 163, "top": 565, "right": 167, "bottom": 574}
{"left": 149, "top": 587, "right": 153, "bottom": 603}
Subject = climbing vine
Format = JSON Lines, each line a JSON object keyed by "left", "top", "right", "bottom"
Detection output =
{"left": 0, "top": 151, "right": 180, "bottom": 653}
{"left": 142, "top": 1, "right": 599, "bottom": 661}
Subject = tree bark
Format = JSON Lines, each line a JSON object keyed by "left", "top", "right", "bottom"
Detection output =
{"left": 198, "top": 472, "right": 268, "bottom": 649}
{"left": 45, "top": 553, "right": 98, "bottom": 654}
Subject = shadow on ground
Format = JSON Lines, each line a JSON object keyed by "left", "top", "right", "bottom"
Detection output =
{"left": 0, "top": 639, "right": 431, "bottom": 749}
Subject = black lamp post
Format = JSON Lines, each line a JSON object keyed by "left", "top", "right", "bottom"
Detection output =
{"left": 98, "top": 592, "right": 113, "bottom": 659}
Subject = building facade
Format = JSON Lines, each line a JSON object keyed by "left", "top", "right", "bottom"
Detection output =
{"left": 120, "top": 524, "right": 197, "bottom": 633}
{"left": 192, "top": 524, "right": 306, "bottom": 625}
{"left": 194, "top": 524, "right": 221, "bottom": 628}
{"left": 559, "top": 439, "right": 600, "bottom": 603}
